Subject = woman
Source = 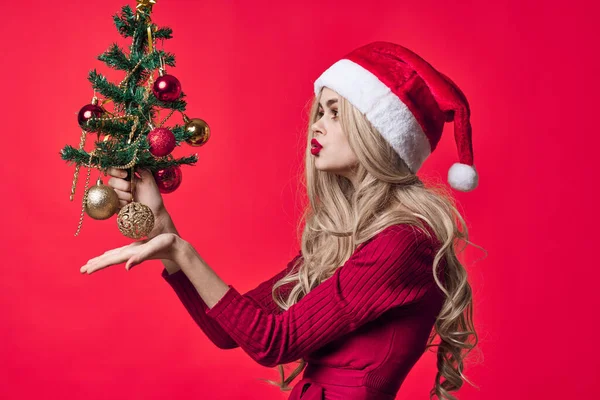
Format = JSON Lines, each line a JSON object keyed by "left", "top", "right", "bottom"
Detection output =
{"left": 81, "top": 41, "right": 481, "bottom": 399}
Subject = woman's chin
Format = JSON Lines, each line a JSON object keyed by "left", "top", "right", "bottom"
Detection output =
{"left": 314, "top": 159, "right": 326, "bottom": 171}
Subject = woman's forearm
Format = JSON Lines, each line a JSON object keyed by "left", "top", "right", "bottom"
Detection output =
{"left": 172, "top": 238, "right": 231, "bottom": 309}
{"left": 162, "top": 256, "right": 182, "bottom": 275}
{"left": 152, "top": 211, "right": 182, "bottom": 275}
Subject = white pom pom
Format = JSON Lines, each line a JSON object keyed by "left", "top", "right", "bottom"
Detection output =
{"left": 448, "top": 163, "right": 478, "bottom": 192}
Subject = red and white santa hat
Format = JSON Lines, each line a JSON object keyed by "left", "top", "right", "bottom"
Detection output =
{"left": 314, "top": 41, "right": 478, "bottom": 192}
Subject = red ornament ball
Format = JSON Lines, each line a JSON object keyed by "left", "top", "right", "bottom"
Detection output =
{"left": 77, "top": 104, "right": 104, "bottom": 129}
{"left": 153, "top": 166, "right": 182, "bottom": 194}
{"left": 152, "top": 74, "right": 182, "bottom": 102}
{"left": 147, "top": 127, "right": 176, "bottom": 157}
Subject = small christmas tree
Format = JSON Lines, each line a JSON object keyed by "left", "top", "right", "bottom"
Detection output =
{"left": 60, "top": 0, "right": 210, "bottom": 238}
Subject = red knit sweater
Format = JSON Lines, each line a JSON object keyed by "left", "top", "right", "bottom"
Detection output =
{"left": 162, "top": 224, "right": 446, "bottom": 400}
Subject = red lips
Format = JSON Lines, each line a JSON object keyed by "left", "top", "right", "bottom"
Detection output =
{"left": 311, "top": 138, "right": 322, "bottom": 155}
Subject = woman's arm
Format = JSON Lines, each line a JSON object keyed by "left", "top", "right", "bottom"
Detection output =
{"left": 163, "top": 242, "right": 302, "bottom": 349}
{"left": 120, "top": 204, "right": 181, "bottom": 274}
{"left": 152, "top": 213, "right": 183, "bottom": 275}
{"left": 172, "top": 224, "right": 439, "bottom": 367}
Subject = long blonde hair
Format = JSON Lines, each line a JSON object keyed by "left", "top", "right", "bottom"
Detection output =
{"left": 258, "top": 88, "right": 484, "bottom": 399}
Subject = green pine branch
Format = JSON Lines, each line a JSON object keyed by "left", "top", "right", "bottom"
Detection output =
{"left": 80, "top": 116, "right": 136, "bottom": 139}
{"left": 113, "top": 5, "right": 136, "bottom": 37}
{"left": 60, "top": 144, "right": 198, "bottom": 173}
{"left": 88, "top": 69, "right": 130, "bottom": 103}
{"left": 154, "top": 26, "right": 173, "bottom": 40}
{"left": 59, "top": 3, "right": 201, "bottom": 175}
{"left": 98, "top": 43, "right": 131, "bottom": 71}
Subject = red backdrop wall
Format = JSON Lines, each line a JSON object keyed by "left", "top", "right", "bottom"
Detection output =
{"left": 1, "top": 0, "right": 597, "bottom": 398}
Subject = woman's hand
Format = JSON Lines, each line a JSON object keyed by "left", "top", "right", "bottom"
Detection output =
{"left": 80, "top": 233, "right": 186, "bottom": 274}
{"left": 106, "top": 167, "right": 165, "bottom": 213}
{"left": 105, "top": 167, "right": 176, "bottom": 239}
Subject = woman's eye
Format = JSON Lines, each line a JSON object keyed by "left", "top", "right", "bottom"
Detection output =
{"left": 317, "top": 109, "right": 338, "bottom": 119}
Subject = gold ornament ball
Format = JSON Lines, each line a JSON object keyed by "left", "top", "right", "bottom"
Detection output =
{"left": 183, "top": 115, "right": 210, "bottom": 147}
{"left": 84, "top": 178, "right": 119, "bottom": 220}
{"left": 117, "top": 202, "right": 155, "bottom": 239}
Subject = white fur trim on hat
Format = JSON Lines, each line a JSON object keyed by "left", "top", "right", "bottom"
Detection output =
{"left": 448, "top": 163, "right": 478, "bottom": 192}
{"left": 314, "top": 59, "right": 431, "bottom": 173}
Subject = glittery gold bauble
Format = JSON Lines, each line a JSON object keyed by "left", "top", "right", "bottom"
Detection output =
{"left": 84, "top": 178, "right": 119, "bottom": 220}
{"left": 117, "top": 202, "right": 155, "bottom": 239}
{"left": 183, "top": 115, "right": 210, "bottom": 147}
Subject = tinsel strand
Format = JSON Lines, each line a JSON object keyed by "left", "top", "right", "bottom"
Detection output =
{"left": 70, "top": 128, "right": 88, "bottom": 201}
{"left": 75, "top": 150, "right": 96, "bottom": 236}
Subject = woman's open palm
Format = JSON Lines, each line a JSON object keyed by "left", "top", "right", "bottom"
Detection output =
{"left": 79, "top": 233, "right": 179, "bottom": 274}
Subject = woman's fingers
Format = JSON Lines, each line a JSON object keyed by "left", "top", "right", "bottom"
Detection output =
{"left": 81, "top": 241, "right": 148, "bottom": 274}
{"left": 126, "top": 247, "right": 149, "bottom": 270}
{"left": 108, "top": 176, "right": 131, "bottom": 192}
{"left": 106, "top": 169, "right": 141, "bottom": 208}
{"left": 107, "top": 167, "right": 128, "bottom": 179}
{"left": 81, "top": 250, "right": 129, "bottom": 274}
{"left": 136, "top": 168, "right": 153, "bottom": 183}
{"left": 114, "top": 188, "right": 133, "bottom": 208}
{"left": 99, "top": 241, "right": 145, "bottom": 257}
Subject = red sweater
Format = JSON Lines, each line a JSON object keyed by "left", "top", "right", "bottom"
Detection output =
{"left": 162, "top": 224, "right": 446, "bottom": 400}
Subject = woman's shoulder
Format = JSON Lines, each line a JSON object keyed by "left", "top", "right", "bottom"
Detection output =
{"left": 344, "top": 223, "right": 441, "bottom": 277}
{"left": 358, "top": 223, "right": 439, "bottom": 253}
{"left": 372, "top": 222, "right": 433, "bottom": 240}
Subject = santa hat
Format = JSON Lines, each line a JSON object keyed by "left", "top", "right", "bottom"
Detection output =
{"left": 313, "top": 41, "right": 478, "bottom": 192}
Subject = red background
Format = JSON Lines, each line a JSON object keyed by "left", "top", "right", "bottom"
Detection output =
{"left": 1, "top": 0, "right": 597, "bottom": 398}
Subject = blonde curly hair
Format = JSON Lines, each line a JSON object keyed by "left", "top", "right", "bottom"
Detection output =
{"left": 257, "top": 88, "right": 485, "bottom": 399}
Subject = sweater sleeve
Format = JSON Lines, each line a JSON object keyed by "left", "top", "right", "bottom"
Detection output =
{"left": 161, "top": 250, "right": 303, "bottom": 349}
{"left": 204, "top": 225, "right": 438, "bottom": 367}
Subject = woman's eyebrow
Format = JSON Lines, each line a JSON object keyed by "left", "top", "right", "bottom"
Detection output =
{"left": 318, "top": 98, "right": 338, "bottom": 108}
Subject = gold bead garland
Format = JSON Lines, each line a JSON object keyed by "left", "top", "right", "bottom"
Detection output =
{"left": 69, "top": 128, "right": 89, "bottom": 202}
{"left": 75, "top": 150, "right": 96, "bottom": 236}
{"left": 158, "top": 109, "right": 175, "bottom": 127}
{"left": 118, "top": 57, "right": 146, "bottom": 89}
